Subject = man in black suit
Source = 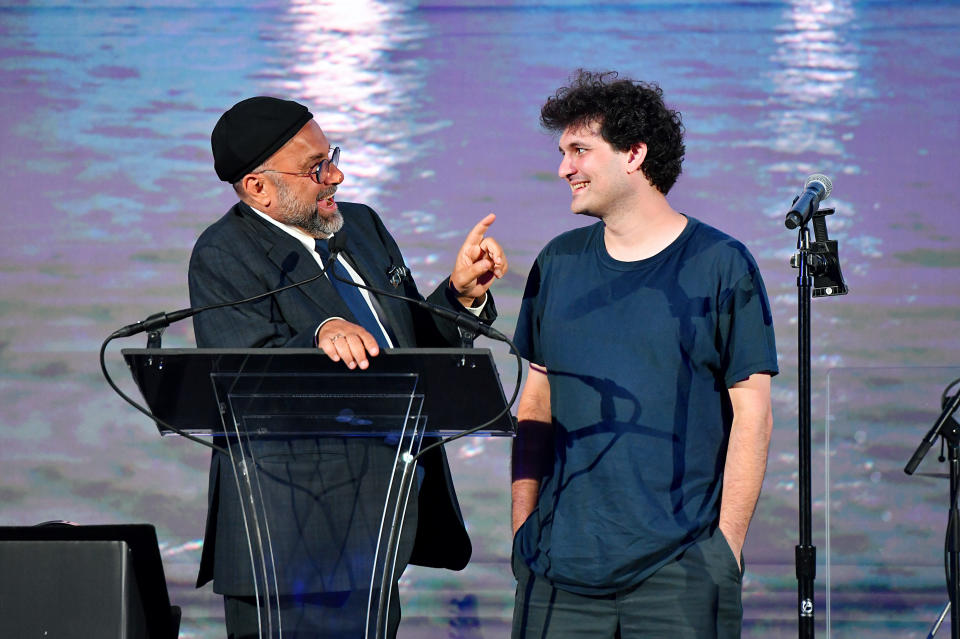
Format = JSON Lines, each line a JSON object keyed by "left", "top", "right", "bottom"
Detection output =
{"left": 188, "top": 96, "right": 507, "bottom": 638}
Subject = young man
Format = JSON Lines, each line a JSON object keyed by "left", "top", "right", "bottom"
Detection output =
{"left": 511, "top": 71, "right": 778, "bottom": 638}
{"left": 190, "top": 96, "right": 507, "bottom": 638}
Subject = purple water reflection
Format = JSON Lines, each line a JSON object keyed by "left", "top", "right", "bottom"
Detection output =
{"left": 1, "top": 2, "right": 958, "bottom": 637}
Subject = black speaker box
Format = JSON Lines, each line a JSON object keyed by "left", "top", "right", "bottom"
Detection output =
{"left": 0, "top": 524, "right": 180, "bottom": 639}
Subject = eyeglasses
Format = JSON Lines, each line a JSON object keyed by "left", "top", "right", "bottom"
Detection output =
{"left": 258, "top": 146, "right": 340, "bottom": 184}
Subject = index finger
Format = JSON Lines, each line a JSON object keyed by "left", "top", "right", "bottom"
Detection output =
{"left": 460, "top": 213, "right": 497, "bottom": 250}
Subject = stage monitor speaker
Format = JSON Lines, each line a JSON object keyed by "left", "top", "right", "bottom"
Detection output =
{"left": 0, "top": 523, "right": 180, "bottom": 639}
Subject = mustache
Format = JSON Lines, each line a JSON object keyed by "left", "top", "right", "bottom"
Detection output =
{"left": 318, "top": 185, "right": 338, "bottom": 200}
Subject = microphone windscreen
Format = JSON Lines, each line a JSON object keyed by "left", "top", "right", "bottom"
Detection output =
{"left": 806, "top": 173, "right": 833, "bottom": 198}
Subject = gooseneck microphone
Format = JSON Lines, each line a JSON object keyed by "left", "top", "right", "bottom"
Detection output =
{"left": 102, "top": 226, "right": 516, "bottom": 454}
{"left": 109, "top": 249, "right": 339, "bottom": 340}
{"left": 110, "top": 226, "right": 498, "bottom": 344}
{"left": 785, "top": 174, "right": 833, "bottom": 230}
{"left": 100, "top": 242, "right": 341, "bottom": 453}
{"left": 904, "top": 390, "right": 960, "bottom": 475}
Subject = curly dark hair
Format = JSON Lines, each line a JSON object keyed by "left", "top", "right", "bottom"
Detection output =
{"left": 540, "top": 70, "right": 685, "bottom": 194}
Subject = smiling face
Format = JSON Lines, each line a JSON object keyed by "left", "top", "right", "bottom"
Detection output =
{"left": 261, "top": 120, "right": 345, "bottom": 237}
{"left": 557, "top": 121, "right": 637, "bottom": 219}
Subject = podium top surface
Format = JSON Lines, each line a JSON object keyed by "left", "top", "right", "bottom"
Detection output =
{"left": 122, "top": 347, "right": 514, "bottom": 437}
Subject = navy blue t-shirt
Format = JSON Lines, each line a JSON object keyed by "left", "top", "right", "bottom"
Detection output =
{"left": 513, "top": 216, "right": 778, "bottom": 595}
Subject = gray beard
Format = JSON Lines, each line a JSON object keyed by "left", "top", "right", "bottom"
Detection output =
{"left": 273, "top": 177, "right": 344, "bottom": 238}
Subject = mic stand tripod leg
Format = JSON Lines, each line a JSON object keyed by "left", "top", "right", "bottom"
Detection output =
{"left": 927, "top": 601, "right": 950, "bottom": 639}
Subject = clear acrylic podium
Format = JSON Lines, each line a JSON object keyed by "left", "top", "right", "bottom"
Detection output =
{"left": 123, "top": 347, "right": 513, "bottom": 639}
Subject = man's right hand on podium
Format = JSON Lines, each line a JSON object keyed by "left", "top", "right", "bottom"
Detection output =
{"left": 316, "top": 318, "right": 380, "bottom": 370}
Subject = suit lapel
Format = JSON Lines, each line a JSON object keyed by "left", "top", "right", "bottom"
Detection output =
{"left": 235, "top": 204, "right": 355, "bottom": 321}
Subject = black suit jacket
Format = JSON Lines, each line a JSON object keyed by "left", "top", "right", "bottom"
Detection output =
{"left": 188, "top": 201, "right": 494, "bottom": 595}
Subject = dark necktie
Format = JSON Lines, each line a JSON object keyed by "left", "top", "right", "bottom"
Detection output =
{"left": 314, "top": 238, "right": 389, "bottom": 347}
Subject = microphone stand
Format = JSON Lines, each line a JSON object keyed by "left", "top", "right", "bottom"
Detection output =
{"left": 793, "top": 223, "right": 817, "bottom": 638}
{"left": 945, "top": 428, "right": 960, "bottom": 639}
{"left": 905, "top": 389, "right": 960, "bottom": 639}
{"left": 787, "top": 201, "right": 848, "bottom": 639}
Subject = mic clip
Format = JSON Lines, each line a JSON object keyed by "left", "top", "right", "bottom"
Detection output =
{"left": 146, "top": 313, "right": 168, "bottom": 348}
{"left": 788, "top": 207, "right": 848, "bottom": 297}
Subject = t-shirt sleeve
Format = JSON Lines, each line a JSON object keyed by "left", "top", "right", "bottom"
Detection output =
{"left": 513, "top": 257, "right": 546, "bottom": 365}
{"left": 718, "top": 264, "right": 779, "bottom": 387}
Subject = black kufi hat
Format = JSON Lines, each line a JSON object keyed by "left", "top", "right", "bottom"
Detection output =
{"left": 211, "top": 96, "right": 313, "bottom": 183}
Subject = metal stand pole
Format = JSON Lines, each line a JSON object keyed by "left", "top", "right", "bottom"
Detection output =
{"left": 795, "top": 226, "right": 816, "bottom": 638}
{"left": 943, "top": 429, "right": 960, "bottom": 639}
{"left": 786, "top": 181, "right": 846, "bottom": 638}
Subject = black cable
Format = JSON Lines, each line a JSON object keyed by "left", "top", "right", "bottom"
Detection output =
{"left": 943, "top": 377, "right": 960, "bottom": 410}
{"left": 99, "top": 333, "right": 229, "bottom": 455}
{"left": 322, "top": 249, "right": 523, "bottom": 456}
{"left": 100, "top": 249, "right": 343, "bottom": 449}
{"left": 413, "top": 339, "right": 522, "bottom": 461}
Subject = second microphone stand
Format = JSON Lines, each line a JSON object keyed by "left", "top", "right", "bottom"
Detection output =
{"left": 906, "top": 386, "right": 960, "bottom": 639}
{"left": 789, "top": 206, "right": 848, "bottom": 639}
{"left": 794, "top": 222, "right": 817, "bottom": 639}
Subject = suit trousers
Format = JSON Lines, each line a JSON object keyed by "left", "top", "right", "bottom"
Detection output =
{"left": 224, "top": 584, "right": 401, "bottom": 639}
{"left": 511, "top": 529, "right": 744, "bottom": 639}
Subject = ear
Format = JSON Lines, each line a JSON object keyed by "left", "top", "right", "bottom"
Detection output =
{"left": 240, "top": 173, "right": 272, "bottom": 208}
{"left": 625, "top": 142, "right": 647, "bottom": 174}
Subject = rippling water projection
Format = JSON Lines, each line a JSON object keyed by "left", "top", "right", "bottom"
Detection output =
{"left": 1, "top": 1, "right": 958, "bottom": 637}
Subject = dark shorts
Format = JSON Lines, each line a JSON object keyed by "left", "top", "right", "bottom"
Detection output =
{"left": 512, "top": 530, "right": 743, "bottom": 639}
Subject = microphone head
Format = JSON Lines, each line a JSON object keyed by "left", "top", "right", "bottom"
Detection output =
{"left": 327, "top": 229, "right": 348, "bottom": 255}
{"left": 806, "top": 173, "right": 833, "bottom": 199}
